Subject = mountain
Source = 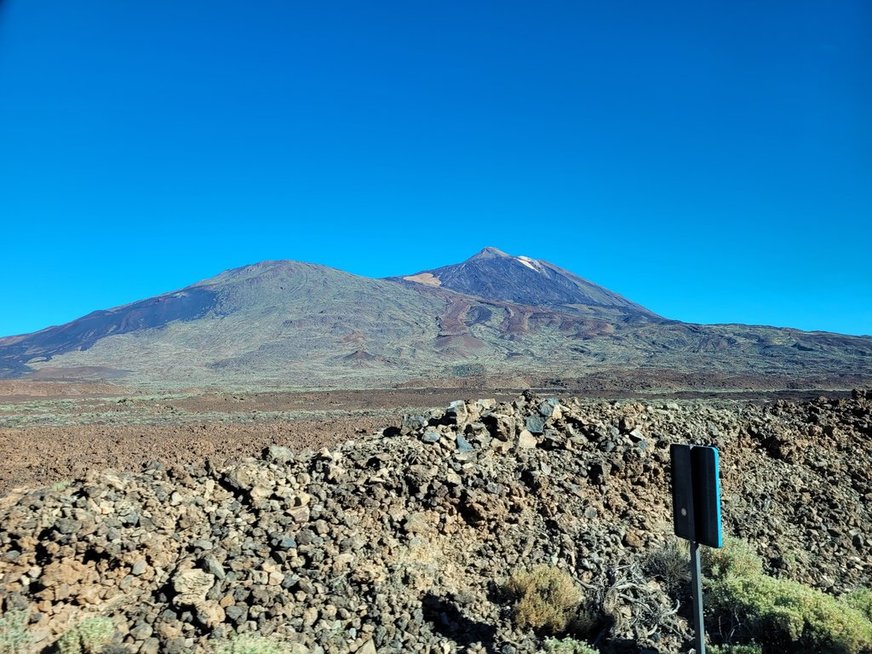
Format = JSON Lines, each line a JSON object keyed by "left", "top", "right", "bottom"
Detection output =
{"left": 0, "top": 261, "right": 449, "bottom": 385}
{"left": 1, "top": 249, "right": 870, "bottom": 389}
{"left": 394, "top": 247, "right": 657, "bottom": 320}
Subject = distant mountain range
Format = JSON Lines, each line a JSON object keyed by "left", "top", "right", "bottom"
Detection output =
{"left": 1, "top": 248, "right": 870, "bottom": 389}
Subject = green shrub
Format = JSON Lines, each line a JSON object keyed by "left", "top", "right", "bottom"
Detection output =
{"left": 212, "top": 634, "right": 287, "bottom": 654}
{"left": 701, "top": 537, "right": 763, "bottom": 581}
{"left": 709, "top": 645, "right": 763, "bottom": 654}
{"left": 56, "top": 616, "right": 114, "bottom": 654}
{"left": 505, "top": 565, "right": 583, "bottom": 634}
{"left": 845, "top": 588, "right": 872, "bottom": 622}
{"left": 0, "top": 611, "right": 31, "bottom": 654}
{"left": 712, "top": 574, "right": 871, "bottom": 653}
{"left": 704, "top": 540, "right": 872, "bottom": 654}
{"left": 542, "top": 636, "right": 598, "bottom": 653}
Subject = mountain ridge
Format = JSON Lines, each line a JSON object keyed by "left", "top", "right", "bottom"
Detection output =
{"left": 1, "top": 248, "right": 870, "bottom": 388}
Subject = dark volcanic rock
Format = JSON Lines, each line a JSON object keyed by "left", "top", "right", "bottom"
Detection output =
{"left": 0, "top": 392, "right": 871, "bottom": 653}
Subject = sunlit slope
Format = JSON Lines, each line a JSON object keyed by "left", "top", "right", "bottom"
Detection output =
{"left": 1, "top": 261, "right": 447, "bottom": 385}
{"left": 0, "top": 253, "right": 870, "bottom": 388}
{"left": 394, "top": 247, "right": 658, "bottom": 320}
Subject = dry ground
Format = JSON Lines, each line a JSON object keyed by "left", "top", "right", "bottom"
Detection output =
{"left": 0, "top": 380, "right": 849, "bottom": 495}
{"left": 0, "top": 382, "right": 521, "bottom": 493}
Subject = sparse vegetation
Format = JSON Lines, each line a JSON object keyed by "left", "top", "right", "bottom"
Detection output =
{"left": 845, "top": 587, "right": 872, "bottom": 622}
{"left": 211, "top": 634, "right": 287, "bottom": 654}
{"left": 708, "top": 645, "right": 763, "bottom": 654}
{"left": 56, "top": 616, "right": 115, "bottom": 654}
{"left": 541, "top": 636, "right": 598, "bottom": 653}
{"left": 0, "top": 393, "right": 869, "bottom": 654}
{"left": 704, "top": 539, "right": 872, "bottom": 654}
{"left": 0, "top": 611, "right": 30, "bottom": 654}
{"left": 701, "top": 537, "right": 763, "bottom": 581}
{"left": 505, "top": 565, "right": 583, "bottom": 634}
{"left": 644, "top": 539, "right": 690, "bottom": 596}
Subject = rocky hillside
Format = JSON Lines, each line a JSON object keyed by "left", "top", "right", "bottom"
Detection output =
{"left": 0, "top": 391, "right": 870, "bottom": 653}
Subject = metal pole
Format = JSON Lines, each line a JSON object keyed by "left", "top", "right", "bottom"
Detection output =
{"left": 690, "top": 540, "right": 705, "bottom": 654}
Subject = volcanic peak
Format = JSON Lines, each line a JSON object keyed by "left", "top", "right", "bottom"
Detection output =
{"left": 466, "top": 247, "right": 546, "bottom": 273}
{"left": 469, "top": 246, "right": 511, "bottom": 260}
{"left": 397, "top": 247, "right": 656, "bottom": 317}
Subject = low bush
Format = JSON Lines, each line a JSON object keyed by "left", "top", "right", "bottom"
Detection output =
{"left": 708, "top": 645, "right": 763, "bottom": 654}
{"left": 505, "top": 565, "right": 583, "bottom": 634}
{"left": 542, "top": 636, "right": 598, "bottom": 653}
{"left": 211, "top": 634, "right": 288, "bottom": 654}
{"left": 644, "top": 540, "right": 690, "bottom": 596}
{"left": 711, "top": 573, "right": 872, "bottom": 653}
{"left": 845, "top": 588, "right": 872, "bottom": 622}
{"left": 704, "top": 539, "right": 872, "bottom": 654}
{"left": 701, "top": 537, "right": 763, "bottom": 580}
{"left": 56, "top": 616, "right": 115, "bottom": 654}
{"left": 0, "top": 611, "right": 31, "bottom": 654}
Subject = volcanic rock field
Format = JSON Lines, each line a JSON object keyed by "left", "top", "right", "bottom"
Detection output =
{"left": 1, "top": 391, "right": 870, "bottom": 653}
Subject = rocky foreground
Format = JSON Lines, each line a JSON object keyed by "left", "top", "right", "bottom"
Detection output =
{"left": 0, "top": 391, "right": 870, "bottom": 653}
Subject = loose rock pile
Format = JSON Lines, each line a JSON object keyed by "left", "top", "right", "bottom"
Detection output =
{"left": 0, "top": 391, "right": 870, "bottom": 653}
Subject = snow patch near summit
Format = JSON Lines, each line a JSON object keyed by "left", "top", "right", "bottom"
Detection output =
{"left": 515, "top": 256, "right": 545, "bottom": 273}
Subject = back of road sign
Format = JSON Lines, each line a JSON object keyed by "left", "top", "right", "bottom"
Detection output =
{"left": 670, "top": 444, "right": 723, "bottom": 548}
{"left": 691, "top": 446, "right": 722, "bottom": 548}
{"left": 670, "top": 444, "right": 696, "bottom": 541}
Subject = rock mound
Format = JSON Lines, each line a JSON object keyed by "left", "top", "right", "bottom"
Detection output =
{"left": 1, "top": 391, "right": 870, "bottom": 653}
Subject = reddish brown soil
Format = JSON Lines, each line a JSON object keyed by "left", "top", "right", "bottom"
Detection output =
{"left": 0, "top": 381, "right": 854, "bottom": 495}
{"left": 0, "top": 417, "right": 381, "bottom": 494}
{"left": 0, "top": 380, "right": 124, "bottom": 400}
{"left": 0, "top": 387, "right": 518, "bottom": 494}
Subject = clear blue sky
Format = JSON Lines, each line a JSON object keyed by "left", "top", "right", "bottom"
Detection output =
{"left": 1, "top": 1, "right": 870, "bottom": 336}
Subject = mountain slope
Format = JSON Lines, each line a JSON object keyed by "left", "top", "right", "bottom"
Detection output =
{"left": 393, "top": 247, "right": 658, "bottom": 320}
{"left": 0, "top": 251, "right": 870, "bottom": 388}
{"left": 0, "top": 261, "right": 453, "bottom": 384}
{"left": 0, "top": 287, "right": 219, "bottom": 377}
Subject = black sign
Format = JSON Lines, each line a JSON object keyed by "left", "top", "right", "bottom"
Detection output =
{"left": 670, "top": 444, "right": 723, "bottom": 548}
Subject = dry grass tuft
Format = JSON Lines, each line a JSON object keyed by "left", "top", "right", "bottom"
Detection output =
{"left": 506, "top": 565, "right": 583, "bottom": 634}
{"left": 644, "top": 540, "right": 690, "bottom": 597}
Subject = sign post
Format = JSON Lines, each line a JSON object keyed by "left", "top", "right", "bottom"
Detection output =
{"left": 690, "top": 540, "right": 704, "bottom": 654}
{"left": 670, "top": 444, "right": 723, "bottom": 654}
